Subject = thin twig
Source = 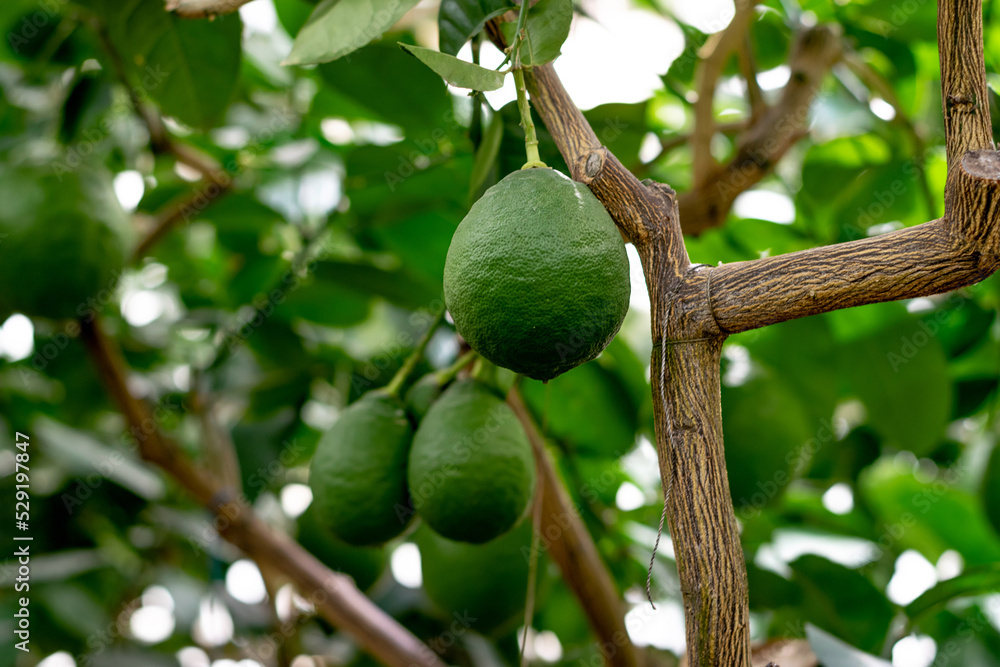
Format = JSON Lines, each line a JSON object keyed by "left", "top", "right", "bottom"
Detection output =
{"left": 690, "top": 0, "right": 757, "bottom": 187}
{"left": 738, "top": 31, "right": 766, "bottom": 123}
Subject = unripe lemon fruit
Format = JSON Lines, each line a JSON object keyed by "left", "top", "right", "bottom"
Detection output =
{"left": 309, "top": 392, "right": 414, "bottom": 546}
{"left": 443, "top": 168, "right": 630, "bottom": 381}
{"left": 408, "top": 379, "right": 535, "bottom": 543}
{"left": 0, "top": 162, "right": 129, "bottom": 320}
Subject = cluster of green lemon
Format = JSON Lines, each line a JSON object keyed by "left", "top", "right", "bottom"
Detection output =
{"left": 306, "top": 374, "right": 537, "bottom": 632}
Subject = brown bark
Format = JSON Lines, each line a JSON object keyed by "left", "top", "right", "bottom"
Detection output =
{"left": 80, "top": 317, "right": 448, "bottom": 667}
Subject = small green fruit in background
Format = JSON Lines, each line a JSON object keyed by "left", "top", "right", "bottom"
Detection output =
{"left": 408, "top": 379, "right": 535, "bottom": 543}
{"left": 414, "top": 519, "right": 544, "bottom": 635}
{"left": 0, "top": 161, "right": 129, "bottom": 320}
{"left": 309, "top": 392, "right": 414, "bottom": 546}
{"left": 296, "top": 503, "right": 386, "bottom": 590}
{"left": 443, "top": 168, "right": 630, "bottom": 381}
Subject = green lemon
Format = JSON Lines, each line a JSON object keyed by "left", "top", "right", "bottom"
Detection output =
{"left": 0, "top": 162, "right": 129, "bottom": 320}
{"left": 309, "top": 392, "right": 414, "bottom": 546}
{"left": 408, "top": 379, "right": 535, "bottom": 543}
{"left": 443, "top": 168, "right": 630, "bottom": 381}
{"left": 415, "top": 519, "right": 543, "bottom": 635}
{"left": 296, "top": 503, "right": 386, "bottom": 590}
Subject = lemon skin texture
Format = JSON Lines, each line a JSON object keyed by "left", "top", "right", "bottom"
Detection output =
{"left": 0, "top": 163, "right": 129, "bottom": 320}
{"left": 408, "top": 379, "right": 535, "bottom": 544}
{"left": 309, "top": 392, "right": 415, "bottom": 546}
{"left": 443, "top": 168, "right": 630, "bottom": 381}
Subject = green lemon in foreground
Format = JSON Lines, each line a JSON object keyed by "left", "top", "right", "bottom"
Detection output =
{"left": 408, "top": 379, "right": 535, "bottom": 543}
{"left": 415, "top": 519, "right": 542, "bottom": 634}
{"left": 296, "top": 503, "right": 386, "bottom": 590}
{"left": 0, "top": 162, "right": 129, "bottom": 320}
{"left": 444, "top": 168, "right": 630, "bottom": 381}
{"left": 309, "top": 392, "right": 414, "bottom": 546}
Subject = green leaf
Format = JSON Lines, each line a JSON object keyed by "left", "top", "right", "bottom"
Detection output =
{"left": 319, "top": 44, "right": 452, "bottom": 135}
{"left": 791, "top": 555, "right": 894, "bottom": 654}
{"left": 438, "top": 0, "right": 513, "bottom": 56}
{"left": 99, "top": 0, "right": 241, "bottom": 128}
{"left": 839, "top": 318, "right": 951, "bottom": 456}
{"left": 500, "top": 0, "right": 572, "bottom": 67}
{"left": 859, "top": 459, "right": 1000, "bottom": 566}
{"left": 398, "top": 43, "right": 507, "bottom": 90}
{"left": 284, "top": 0, "right": 422, "bottom": 66}
{"left": 905, "top": 563, "right": 1000, "bottom": 621}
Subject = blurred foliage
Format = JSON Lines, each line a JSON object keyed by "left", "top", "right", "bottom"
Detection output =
{"left": 1, "top": 0, "right": 1000, "bottom": 666}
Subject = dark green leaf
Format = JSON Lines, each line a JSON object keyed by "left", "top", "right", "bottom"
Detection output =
{"left": 438, "top": 0, "right": 513, "bottom": 56}
{"left": 791, "top": 555, "right": 894, "bottom": 654}
{"left": 101, "top": 0, "right": 241, "bottom": 128}
{"left": 500, "top": 0, "right": 572, "bottom": 67}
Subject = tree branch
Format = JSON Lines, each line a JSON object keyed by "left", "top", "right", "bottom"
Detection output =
{"left": 678, "top": 24, "right": 843, "bottom": 234}
{"left": 738, "top": 31, "right": 766, "bottom": 125}
{"left": 704, "top": 0, "right": 1000, "bottom": 333}
{"left": 508, "top": 388, "right": 642, "bottom": 667}
{"left": 166, "top": 0, "right": 254, "bottom": 18}
{"left": 80, "top": 316, "right": 448, "bottom": 667}
{"left": 690, "top": 0, "right": 756, "bottom": 188}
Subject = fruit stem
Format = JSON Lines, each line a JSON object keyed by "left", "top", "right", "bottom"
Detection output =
{"left": 435, "top": 349, "right": 478, "bottom": 385}
{"left": 385, "top": 307, "right": 446, "bottom": 398}
{"left": 514, "top": 67, "right": 547, "bottom": 170}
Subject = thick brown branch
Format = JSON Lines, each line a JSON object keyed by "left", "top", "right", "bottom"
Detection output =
{"left": 691, "top": 0, "right": 756, "bottom": 187}
{"left": 679, "top": 24, "right": 843, "bottom": 234}
{"left": 707, "top": 217, "right": 996, "bottom": 333}
{"left": 509, "top": 388, "right": 642, "bottom": 667}
{"left": 166, "top": 0, "right": 253, "bottom": 18}
{"left": 940, "top": 0, "right": 999, "bottom": 254}
{"left": 938, "top": 0, "right": 994, "bottom": 167}
{"left": 80, "top": 317, "right": 448, "bottom": 667}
